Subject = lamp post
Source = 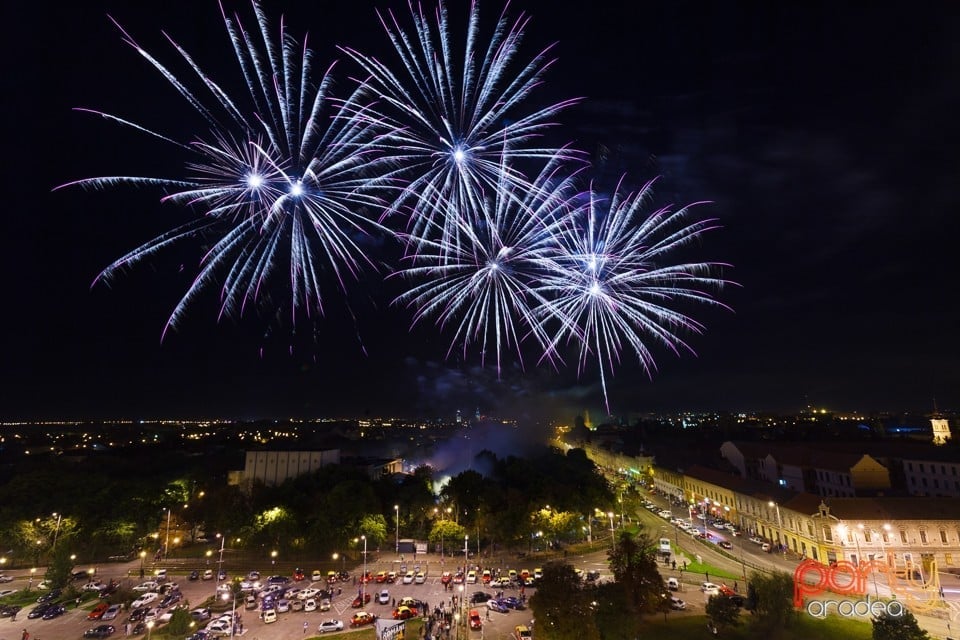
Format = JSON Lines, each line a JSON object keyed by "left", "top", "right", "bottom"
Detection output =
{"left": 608, "top": 512, "right": 615, "bottom": 551}
{"left": 838, "top": 524, "right": 863, "bottom": 568}
{"left": 360, "top": 535, "right": 368, "bottom": 603}
{"left": 857, "top": 524, "right": 881, "bottom": 598}
{"left": 139, "top": 551, "right": 146, "bottom": 578}
{"left": 394, "top": 505, "right": 400, "bottom": 557}
{"left": 164, "top": 508, "right": 172, "bottom": 560}
{"left": 768, "top": 501, "right": 784, "bottom": 556}
{"left": 221, "top": 589, "right": 237, "bottom": 636}
{"left": 52, "top": 512, "right": 62, "bottom": 550}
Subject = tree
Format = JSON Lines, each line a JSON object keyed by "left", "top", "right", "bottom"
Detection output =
{"left": 748, "top": 570, "right": 794, "bottom": 630}
{"left": 607, "top": 527, "right": 665, "bottom": 614}
{"left": 705, "top": 594, "right": 741, "bottom": 634}
{"left": 872, "top": 609, "right": 930, "bottom": 640}
{"left": 44, "top": 544, "right": 75, "bottom": 589}
{"left": 528, "top": 561, "right": 599, "bottom": 640}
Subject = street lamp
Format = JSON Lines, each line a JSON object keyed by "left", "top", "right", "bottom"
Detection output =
{"left": 28, "top": 567, "right": 36, "bottom": 591}
{"left": 164, "top": 508, "right": 172, "bottom": 560}
{"left": 139, "top": 551, "right": 146, "bottom": 578}
{"left": 216, "top": 534, "right": 226, "bottom": 595}
{"left": 221, "top": 589, "right": 237, "bottom": 636}
{"left": 360, "top": 535, "right": 368, "bottom": 603}
{"left": 394, "top": 505, "right": 400, "bottom": 556}
{"left": 768, "top": 501, "right": 784, "bottom": 556}
{"left": 52, "top": 512, "right": 62, "bottom": 550}
{"left": 608, "top": 512, "right": 615, "bottom": 551}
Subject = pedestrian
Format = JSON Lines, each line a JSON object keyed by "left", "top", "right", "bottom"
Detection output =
{"left": 671, "top": 560, "right": 676, "bottom": 570}
{"left": 304, "top": 620, "right": 309, "bottom": 634}
{"left": 76, "top": 596, "right": 82, "bottom": 608}
{"left": 705, "top": 571, "right": 709, "bottom": 581}
{"left": 392, "top": 598, "right": 396, "bottom": 607}
{"left": 11, "top": 609, "right": 16, "bottom": 621}
{"left": 734, "top": 581, "right": 739, "bottom": 592}
{"left": 21, "top": 629, "right": 29, "bottom": 640}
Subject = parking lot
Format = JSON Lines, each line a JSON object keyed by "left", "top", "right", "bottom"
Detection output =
{"left": 5, "top": 558, "right": 538, "bottom": 640}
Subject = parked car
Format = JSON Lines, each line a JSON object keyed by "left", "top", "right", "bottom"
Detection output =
{"left": 293, "top": 568, "right": 306, "bottom": 582}
{"left": 718, "top": 541, "right": 733, "bottom": 549}
{"left": 28, "top": 603, "right": 54, "bottom": 619}
{"left": 0, "top": 588, "right": 17, "bottom": 598}
{"left": 351, "top": 592, "right": 372, "bottom": 608}
{"left": 350, "top": 611, "right": 377, "bottom": 627}
{"left": 37, "top": 588, "right": 62, "bottom": 603}
{"left": 670, "top": 597, "right": 686, "bottom": 610}
{"left": 88, "top": 602, "right": 110, "bottom": 620}
{"left": 469, "top": 609, "right": 482, "bottom": 629}
{"left": 132, "top": 592, "right": 159, "bottom": 608}
{"left": 133, "top": 581, "right": 159, "bottom": 592}
{"left": 191, "top": 607, "right": 213, "bottom": 622}
{"left": 392, "top": 605, "right": 416, "bottom": 620}
{"left": 378, "top": 589, "right": 391, "bottom": 605}
{"left": 318, "top": 619, "right": 344, "bottom": 633}
{"left": 263, "top": 608, "right": 278, "bottom": 624}
{"left": 666, "top": 577, "right": 679, "bottom": 591}
{"left": 188, "top": 570, "right": 200, "bottom": 581}
{"left": 42, "top": 604, "right": 67, "bottom": 619}
{"left": 202, "top": 570, "right": 214, "bottom": 581}
{"left": 303, "top": 598, "right": 318, "bottom": 612}
{"left": 700, "top": 582, "right": 720, "bottom": 596}
{"left": 84, "top": 624, "right": 116, "bottom": 638}
{"left": 102, "top": 604, "right": 122, "bottom": 621}
{"left": 486, "top": 599, "right": 509, "bottom": 614}
{"left": 0, "top": 605, "right": 22, "bottom": 618}
{"left": 0, "top": 575, "right": 13, "bottom": 583}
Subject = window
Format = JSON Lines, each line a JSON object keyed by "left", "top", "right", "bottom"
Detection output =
{"left": 900, "top": 530, "right": 908, "bottom": 544}
{"left": 907, "top": 462, "right": 913, "bottom": 471}
{"left": 882, "top": 530, "right": 890, "bottom": 544}
{"left": 920, "top": 463, "right": 925, "bottom": 472}
{"left": 941, "top": 530, "right": 949, "bottom": 544}
{"left": 919, "top": 530, "right": 928, "bottom": 545}
{"left": 846, "top": 529, "right": 854, "bottom": 544}
{"left": 823, "top": 526, "right": 833, "bottom": 542}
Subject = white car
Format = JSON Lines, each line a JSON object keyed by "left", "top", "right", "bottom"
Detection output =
{"left": 414, "top": 572, "right": 426, "bottom": 584}
{"left": 700, "top": 582, "right": 720, "bottom": 596}
{"left": 378, "top": 589, "right": 390, "bottom": 605}
{"left": 403, "top": 571, "right": 415, "bottom": 584}
{"left": 670, "top": 597, "right": 686, "bottom": 610}
{"left": 318, "top": 619, "right": 344, "bottom": 633}
{"left": 202, "top": 569, "right": 215, "bottom": 580}
{"left": 319, "top": 598, "right": 331, "bottom": 611}
{"left": 0, "top": 575, "right": 13, "bottom": 583}
{"left": 132, "top": 592, "right": 159, "bottom": 608}
{"left": 206, "top": 619, "right": 233, "bottom": 635}
{"left": 263, "top": 608, "right": 278, "bottom": 624}
{"left": 285, "top": 587, "right": 302, "bottom": 599}
{"left": 303, "top": 598, "right": 318, "bottom": 612}
{"left": 0, "top": 589, "right": 16, "bottom": 598}
{"left": 311, "top": 571, "right": 324, "bottom": 582}
{"left": 298, "top": 587, "right": 321, "bottom": 600}
{"left": 276, "top": 599, "right": 290, "bottom": 613}
{"left": 133, "top": 581, "right": 159, "bottom": 592}
{"left": 246, "top": 571, "right": 261, "bottom": 581}
{"left": 143, "top": 607, "right": 161, "bottom": 623}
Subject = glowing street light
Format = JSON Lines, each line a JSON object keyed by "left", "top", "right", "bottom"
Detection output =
{"left": 394, "top": 505, "right": 400, "bottom": 556}
{"left": 608, "top": 512, "right": 615, "bottom": 551}
{"left": 360, "top": 535, "right": 368, "bottom": 604}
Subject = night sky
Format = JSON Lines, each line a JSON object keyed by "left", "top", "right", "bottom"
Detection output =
{"left": 5, "top": 1, "right": 959, "bottom": 421}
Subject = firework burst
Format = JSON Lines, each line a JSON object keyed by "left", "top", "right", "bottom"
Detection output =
{"left": 340, "top": 0, "right": 584, "bottom": 254}
{"left": 393, "top": 152, "right": 584, "bottom": 375}
{"left": 56, "top": 2, "right": 390, "bottom": 339}
{"left": 538, "top": 177, "right": 735, "bottom": 412}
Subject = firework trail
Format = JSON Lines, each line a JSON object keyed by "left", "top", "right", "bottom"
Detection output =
{"left": 393, "top": 152, "right": 584, "bottom": 376}
{"left": 537, "top": 178, "right": 735, "bottom": 413}
{"left": 340, "top": 0, "right": 584, "bottom": 255}
{"left": 55, "top": 2, "right": 391, "bottom": 340}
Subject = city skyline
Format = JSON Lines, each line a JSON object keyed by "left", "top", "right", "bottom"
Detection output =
{"left": 4, "top": 1, "right": 958, "bottom": 421}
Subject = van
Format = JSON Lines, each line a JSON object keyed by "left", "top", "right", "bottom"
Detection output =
{"left": 263, "top": 608, "right": 277, "bottom": 624}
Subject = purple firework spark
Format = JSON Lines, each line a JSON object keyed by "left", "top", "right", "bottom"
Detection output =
{"left": 340, "top": 0, "right": 584, "bottom": 255}
{"left": 393, "top": 152, "right": 585, "bottom": 375}
{"left": 537, "top": 177, "right": 736, "bottom": 412}
{"left": 55, "top": 1, "right": 391, "bottom": 340}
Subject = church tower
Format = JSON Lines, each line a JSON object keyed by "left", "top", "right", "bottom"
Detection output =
{"left": 931, "top": 412, "right": 951, "bottom": 445}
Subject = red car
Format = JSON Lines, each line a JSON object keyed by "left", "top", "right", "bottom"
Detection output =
{"left": 393, "top": 606, "right": 416, "bottom": 620}
{"left": 87, "top": 603, "right": 109, "bottom": 620}
{"left": 293, "top": 568, "right": 305, "bottom": 582}
{"left": 351, "top": 593, "right": 372, "bottom": 608}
